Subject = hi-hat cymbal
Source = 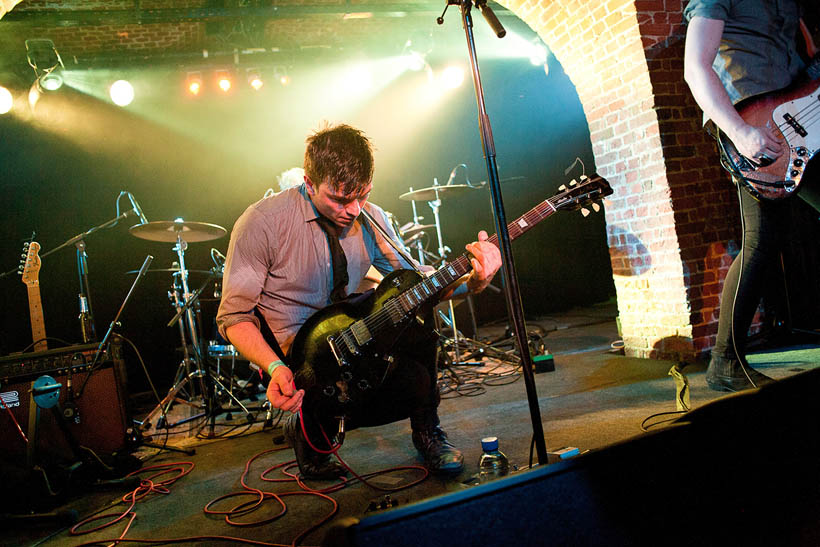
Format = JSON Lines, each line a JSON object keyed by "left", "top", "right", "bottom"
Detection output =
{"left": 401, "top": 223, "right": 435, "bottom": 235}
{"left": 399, "top": 184, "right": 478, "bottom": 202}
{"left": 125, "top": 268, "right": 215, "bottom": 276}
{"left": 129, "top": 221, "right": 227, "bottom": 243}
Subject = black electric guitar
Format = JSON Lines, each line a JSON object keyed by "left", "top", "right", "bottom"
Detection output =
{"left": 289, "top": 174, "right": 612, "bottom": 412}
{"left": 716, "top": 56, "right": 819, "bottom": 200}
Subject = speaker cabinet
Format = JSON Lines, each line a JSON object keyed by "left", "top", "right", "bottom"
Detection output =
{"left": 0, "top": 358, "right": 130, "bottom": 466}
{"left": 325, "top": 368, "right": 820, "bottom": 546}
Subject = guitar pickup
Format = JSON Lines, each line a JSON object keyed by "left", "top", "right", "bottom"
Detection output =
{"left": 349, "top": 320, "right": 372, "bottom": 346}
{"left": 782, "top": 113, "right": 807, "bottom": 138}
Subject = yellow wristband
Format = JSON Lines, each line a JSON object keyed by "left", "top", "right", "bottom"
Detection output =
{"left": 267, "top": 360, "right": 285, "bottom": 377}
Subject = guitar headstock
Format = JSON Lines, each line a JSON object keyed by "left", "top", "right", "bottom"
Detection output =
{"left": 552, "top": 174, "right": 613, "bottom": 216}
{"left": 19, "top": 241, "right": 42, "bottom": 287}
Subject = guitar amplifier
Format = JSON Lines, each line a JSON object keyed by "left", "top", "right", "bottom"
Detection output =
{"left": 0, "top": 341, "right": 131, "bottom": 465}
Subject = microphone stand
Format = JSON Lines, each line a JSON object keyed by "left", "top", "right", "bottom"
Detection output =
{"left": 37, "top": 208, "right": 142, "bottom": 343}
{"left": 440, "top": 0, "right": 549, "bottom": 465}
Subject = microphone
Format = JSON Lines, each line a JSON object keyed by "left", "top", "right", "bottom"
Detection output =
{"left": 446, "top": 163, "right": 466, "bottom": 186}
{"left": 475, "top": 0, "right": 506, "bottom": 38}
{"left": 127, "top": 192, "right": 149, "bottom": 225}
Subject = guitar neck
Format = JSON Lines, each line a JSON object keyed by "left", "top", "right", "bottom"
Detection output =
{"left": 26, "top": 284, "right": 48, "bottom": 352}
{"left": 396, "top": 197, "right": 558, "bottom": 311}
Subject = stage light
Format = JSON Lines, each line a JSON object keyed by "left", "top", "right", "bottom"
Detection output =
{"left": 440, "top": 66, "right": 465, "bottom": 89}
{"left": 38, "top": 71, "right": 63, "bottom": 91}
{"left": 216, "top": 70, "right": 232, "bottom": 93}
{"left": 273, "top": 66, "right": 290, "bottom": 86}
{"left": 26, "top": 39, "right": 64, "bottom": 92}
{"left": 109, "top": 79, "right": 134, "bottom": 106}
{"left": 403, "top": 52, "right": 426, "bottom": 72}
{"left": 247, "top": 68, "right": 264, "bottom": 91}
{"left": 0, "top": 86, "right": 12, "bottom": 114}
{"left": 186, "top": 71, "right": 203, "bottom": 96}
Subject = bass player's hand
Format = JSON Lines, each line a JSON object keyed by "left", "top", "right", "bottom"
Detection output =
{"left": 731, "top": 123, "right": 784, "bottom": 165}
{"left": 266, "top": 366, "right": 304, "bottom": 412}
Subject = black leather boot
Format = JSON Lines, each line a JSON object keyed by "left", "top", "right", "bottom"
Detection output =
{"left": 412, "top": 425, "right": 463, "bottom": 475}
{"left": 282, "top": 413, "right": 346, "bottom": 480}
{"left": 705, "top": 354, "right": 775, "bottom": 392}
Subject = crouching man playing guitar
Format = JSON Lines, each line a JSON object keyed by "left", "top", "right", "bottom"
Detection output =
{"left": 684, "top": 0, "right": 819, "bottom": 392}
{"left": 216, "top": 123, "right": 501, "bottom": 479}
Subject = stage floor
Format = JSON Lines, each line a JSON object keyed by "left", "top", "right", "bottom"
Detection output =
{"left": 6, "top": 299, "right": 820, "bottom": 546}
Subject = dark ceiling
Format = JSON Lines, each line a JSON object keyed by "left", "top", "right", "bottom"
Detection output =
{"left": 0, "top": 1, "right": 519, "bottom": 87}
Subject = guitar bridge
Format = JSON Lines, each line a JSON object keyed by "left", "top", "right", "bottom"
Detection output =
{"left": 327, "top": 335, "right": 350, "bottom": 368}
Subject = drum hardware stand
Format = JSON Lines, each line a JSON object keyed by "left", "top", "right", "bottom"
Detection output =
{"left": 439, "top": 0, "right": 549, "bottom": 464}
{"left": 150, "top": 259, "right": 253, "bottom": 435}
{"left": 136, "top": 234, "right": 213, "bottom": 432}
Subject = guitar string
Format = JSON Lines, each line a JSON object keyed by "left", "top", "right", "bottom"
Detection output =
{"left": 351, "top": 197, "right": 561, "bottom": 340}
{"left": 337, "top": 193, "right": 568, "bottom": 344}
{"left": 778, "top": 107, "right": 820, "bottom": 140}
{"left": 775, "top": 96, "right": 820, "bottom": 139}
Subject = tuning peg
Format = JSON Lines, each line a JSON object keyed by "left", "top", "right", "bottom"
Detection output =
{"left": 581, "top": 208, "right": 590, "bottom": 217}
{"left": 558, "top": 184, "right": 567, "bottom": 191}
{"left": 580, "top": 175, "right": 588, "bottom": 181}
{"left": 592, "top": 203, "right": 601, "bottom": 212}
{"left": 569, "top": 179, "right": 577, "bottom": 187}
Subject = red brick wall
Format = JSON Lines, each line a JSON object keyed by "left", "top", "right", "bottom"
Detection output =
{"left": 503, "top": 0, "right": 740, "bottom": 360}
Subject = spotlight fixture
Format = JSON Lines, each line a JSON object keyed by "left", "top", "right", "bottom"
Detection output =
{"left": 186, "top": 71, "right": 203, "bottom": 96}
{"left": 402, "top": 31, "right": 433, "bottom": 72}
{"left": 273, "top": 66, "right": 290, "bottom": 86}
{"left": 109, "top": 79, "right": 134, "bottom": 106}
{"left": 0, "top": 86, "right": 13, "bottom": 115}
{"left": 215, "top": 70, "right": 232, "bottom": 93}
{"left": 25, "top": 39, "right": 64, "bottom": 92}
{"left": 246, "top": 68, "right": 264, "bottom": 91}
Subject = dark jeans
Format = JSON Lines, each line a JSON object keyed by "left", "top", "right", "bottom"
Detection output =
{"left": 300, "top": 338, "right": 441, "bottom": 450}
{"left": 713, "top": 180, "right": 797, "bottom": 359}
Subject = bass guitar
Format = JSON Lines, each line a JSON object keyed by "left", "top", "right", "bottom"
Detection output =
{"left": 289, "top": 174, "right": 612, "bottom": 413}
{"left": 716, "top": 57, "right": 819, "bottom": 200}
{"left": 20, "top": 240, "right": 48, "bottom": 352}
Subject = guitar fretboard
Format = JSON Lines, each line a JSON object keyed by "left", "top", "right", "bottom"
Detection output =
{"left": 396, "top": 196, "right": 560, "bottom": 313}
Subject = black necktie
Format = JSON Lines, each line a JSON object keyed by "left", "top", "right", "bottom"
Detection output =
{"left": 315, "top": 216, "right": 349, "bottom": 303}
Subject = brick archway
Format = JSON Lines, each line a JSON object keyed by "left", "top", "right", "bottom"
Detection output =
{"left": 497, "top": 0, "right": 736, "bottom": 360}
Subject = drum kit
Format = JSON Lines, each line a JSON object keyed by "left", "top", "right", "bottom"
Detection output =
{"left": 127, "top": 219, "right": 259, "bottom": 436}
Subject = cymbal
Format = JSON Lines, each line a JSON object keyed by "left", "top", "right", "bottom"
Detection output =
{"left": 129, "top": 221, "right": 227, "bottom": 243}
{"left": 399, "top": 184, "right": 478, "bottom": 202}
{"left": 125, "top": 268, "right": 215, "bottom": 276}
{"left": 401, "top": 223, "right": 435, "bottom": 235}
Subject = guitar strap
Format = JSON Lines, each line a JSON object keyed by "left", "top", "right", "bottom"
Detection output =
{"left": 253, "top": 307, "right": 289, "bottom": 366}
{"left": 360, "top": 208, "right": 426, "bottom": 275}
